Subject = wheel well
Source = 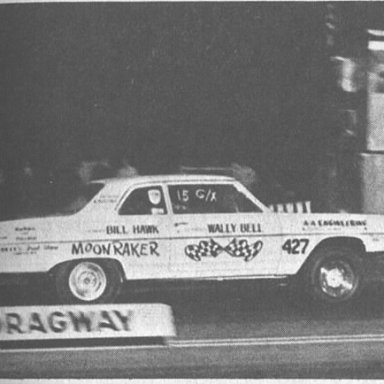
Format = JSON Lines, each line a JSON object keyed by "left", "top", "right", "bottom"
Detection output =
{"left": 298, "top": 237, "right": 366, "bottom": 275}
{"left": 312, "top": 237, "right": 366, "bottom": 254}
{"left": 49, "top": 258, "right": 125, "bottom": 280}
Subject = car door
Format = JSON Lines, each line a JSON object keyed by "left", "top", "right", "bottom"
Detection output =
{"left": 166, "top": 181, "right": 284, "bottom": 279}
{"left": 106, "top": 184, "right": 171, "bottom": 280}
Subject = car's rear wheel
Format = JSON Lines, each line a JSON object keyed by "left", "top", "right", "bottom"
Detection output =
{"left": 302, "top": 246, "right": 363, "bottom": 304}
{"left": 54, "top": 260, "right": 123, "bottom": 304}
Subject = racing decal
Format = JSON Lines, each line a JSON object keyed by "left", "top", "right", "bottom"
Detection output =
{"left": 0, "top": 244, "right": 59, "bottom": 255}
{"left": 44, "top": 244, "right": 59, "bottom": 251}
{"left": 303, "top": 219, "right": 367, "bottom": 229}
{"left": 15, "top": 235, "right": 37, "bottom": 241}
{"left": 208, "top": 224, "right": 236, "bottom": 233}
{"left": 23, "top": 245, "right": 40, "bottom": 255}
{"left": 71, "top": 241, "right": 159, "bottom": 257}
{"left": 106, "top": 225, "right": 129, "bottom": 235}
{"left": 1, "top": 245, "right": 38, "bottom": 255}
{"left": 15, "top": 226, "right": 36, "bottom": 233}
{"left": 282, "top": 238, "right": 309, "bottom": 254}
{"left": 105, "top": 224, "right": 160, "bottom": 235}
{"left": 185, "top": 238, "right": 263, "bottom": 262}
{"left": 208, "top": 223, "right": 262, "bottom": 234}
{"left": 176, "top": 187, "right": 217, "bottom": 203}
{"left": 132, "top": 225, "right": 159, "bottom": 234}
{"left": 14, "top": 226, "right": 37, "bottom": 241}
{"left": 0, "top": 246, "right": 22, "bottom": 253}
{"left": 93, "top": 194, "right": 120, "bottom": 204}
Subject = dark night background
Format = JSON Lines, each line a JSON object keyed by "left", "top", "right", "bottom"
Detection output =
{"left": 0, "top": 2, "right": 381, "bottom": 208}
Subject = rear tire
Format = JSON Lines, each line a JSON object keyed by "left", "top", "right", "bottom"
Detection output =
{"left": 55, "top": 260, "right": 123, "bottom": 304}
{"left": 302, "top": 246, "right": 363, "bottom": 304}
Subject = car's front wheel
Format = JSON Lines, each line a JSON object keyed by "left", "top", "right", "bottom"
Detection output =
{"left": 54, "top": 260, "right": 123, "bottom": 304}
{"left": 302, "top": 246, "right": 363, "bottom": 304}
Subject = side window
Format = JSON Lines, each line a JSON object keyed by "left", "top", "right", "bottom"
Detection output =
{"left": 119, "top": 186, "right": 167, "bottom": 215}
{"left": 168, "top": 184, "right": 262, "bottom": 214}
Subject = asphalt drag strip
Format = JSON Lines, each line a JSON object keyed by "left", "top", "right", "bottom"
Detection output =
{"left": 3, "top": 332, "right": 384, "bottom": 378}
{"left": 171, "top": 333, "right": 384, "bottom": 347}
{"left": 3, "top": 281, "right": 384, "bottom": 377}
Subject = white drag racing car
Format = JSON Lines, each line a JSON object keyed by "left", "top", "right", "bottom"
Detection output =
{"left": 0, "top": 174, "right": 381, "bottom": 304}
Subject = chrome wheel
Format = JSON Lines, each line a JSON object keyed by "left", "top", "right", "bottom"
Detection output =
{"left": 68, "top": 261, "right": 107, "bottom": 301}
{"left": 319, "top": 259, "right": 356, "bottom": 299}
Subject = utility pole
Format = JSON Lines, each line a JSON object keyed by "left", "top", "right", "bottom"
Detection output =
{"left": 359, "top": 30, "right": 384, "bottom": 213}
{"left": 321, "top": 3, "right": 384, "bottom": 214}
{"left": 319, "top": 3, "right": 368, "bottom": 213}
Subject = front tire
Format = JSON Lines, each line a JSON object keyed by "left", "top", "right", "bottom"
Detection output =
{"left": 302, "top": 246, "right": 363, "bottom": 304}
{"left": 55, "top": 260, "right": 123, "bottom": 304}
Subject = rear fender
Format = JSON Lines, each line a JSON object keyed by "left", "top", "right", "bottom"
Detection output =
{"left": 278, "top": 235, "right": 367, "bottom": 276}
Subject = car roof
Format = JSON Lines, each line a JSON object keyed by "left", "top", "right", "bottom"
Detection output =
{"left": 92, "top": 174, "right": 236, "bottom": 186}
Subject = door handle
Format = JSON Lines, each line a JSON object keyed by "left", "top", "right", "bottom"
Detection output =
{"left": 174, "top": 222, "right": 188, "bottom": 227}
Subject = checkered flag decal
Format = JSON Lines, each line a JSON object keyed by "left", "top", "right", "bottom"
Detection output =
{"left": 224, "top": 238, "right": 263, "bottom": 262}
{"left": 185, "top": 238, "right": 263, "bottom": 262}
{"left": 185, "top": 239, "right": 223, "bottom": 261}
